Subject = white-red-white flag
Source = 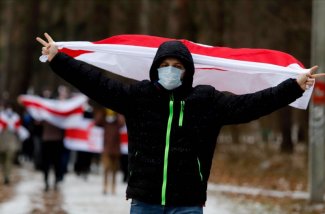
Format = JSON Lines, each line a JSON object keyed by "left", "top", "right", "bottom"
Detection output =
{"left": 0, "top": 111, "right": 30, "bottom": 141}
{"left": 42, "top": 34, "right": 312, "bottom": 109}
{"left": 64, "top": 118, "right": 103, "bottom": 153}
{"left": 19, "top": 94, "right": 104, "bottom": 152}
{"left": 18, "top": 94, "right": 87, "bottom": 129}
{"left": 119, "top": 124, "right": 128, "bottom": 155}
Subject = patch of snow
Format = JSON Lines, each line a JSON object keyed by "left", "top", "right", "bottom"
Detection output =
{"left": 205, "top": 190, "right": 285, "bottom": 214}
{"left": 61, "top": 173, "right": 130, "bottom": 213}
{"left": 0, "top": 166, "right": 294, "bottom": 214}
{"left": 208, "top": 183, "right": 309, "bottom": 199}
{"left": 0, "top": 168, "right": 44, "bottom": 214}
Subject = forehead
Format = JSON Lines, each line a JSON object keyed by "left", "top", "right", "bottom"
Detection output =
{"left": 160, "top": 57, "right": 183, "bottom": 65}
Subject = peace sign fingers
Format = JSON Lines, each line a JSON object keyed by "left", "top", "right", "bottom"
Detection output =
{"left": 36, "top": 36, "right": 48, "bottom": 47}
{"left": 44, "top": 32, "right": 55, "bottom": 43}
{"left": 36, "top": 32, "right": 58, "bottom": 62}
{"left": 307, "top": 65, "right": 325, "bottom": 79}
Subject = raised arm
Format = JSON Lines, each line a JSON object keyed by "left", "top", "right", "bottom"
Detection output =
{"left": 217, "top": 66, "right": 323, "bottom": 125}
{"left": 36, "top": 33, "right": 132, "bottom": 114}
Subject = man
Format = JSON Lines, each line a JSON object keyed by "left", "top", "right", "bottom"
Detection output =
{"left": 37, "top": 33, "right": 317, "bottom": 213}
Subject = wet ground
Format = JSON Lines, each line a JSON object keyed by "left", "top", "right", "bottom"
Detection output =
{"left": 0, "top": 162, "right": 287, "bottom": 214}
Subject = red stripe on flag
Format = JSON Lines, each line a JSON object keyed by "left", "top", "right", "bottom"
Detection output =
{"left": 58, "top": 34, "right": 304, "bottom": 72}
{"left": 120, "top": 132, "right": 128, "bottom": 143}
{"left": 182, "top": 40, "right": 305, "bottom": 68}
{"left": 92, "top": 35, "right": 304, "bottom": 68}
{"left": 22, "top": 100, "right": 83, "bottom": 116}
{"left": 197, "top": 67, "right": 227, "bottom": 71}
{"left": 65, "top": 128, "right": 89, "bottom": 140}
{"left": 0, "top": 119, "right": 7, "bottom": 129}
{"left": 14, "top": 120, "right": 21, "bottom": 129}
{"left": 59, "top": 48, "right": 92, "bottom": 58}
{"left": 94, "top": 34, "right": 172, "bottom": 48}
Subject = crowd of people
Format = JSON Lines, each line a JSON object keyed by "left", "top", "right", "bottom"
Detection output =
{"left": 0, "top": 87, "right": 129, "bottom": 194}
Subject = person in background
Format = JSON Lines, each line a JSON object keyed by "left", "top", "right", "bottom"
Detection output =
{"left": 96, "top": 108, "right": 122, "bottom": 195}
{"left": 21, "top": 108, "right": 34, "bottom": 162}
{"left": 40, "top": 121, "right": 65, "bottom": 191}
{"left": 56, "top": 85, "right": 71, "bottom": 179}
{"left": 39, "top": 88, "right": 65, "bottom": 191}
{"left": 31, "top": 115, "right": 43, "bottom": 171}
{"left": 74, "top": 104, "right": 94, "bottom": 180}
{"left": 0, "top": 101, "right": 21, "bottom": 185}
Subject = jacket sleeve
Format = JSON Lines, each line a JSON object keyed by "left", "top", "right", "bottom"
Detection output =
{"left": 49, "top": 52, "right": 132, "bottom": 115}
{"left": 215, "top": 78, "right": 304, "bottom": 125}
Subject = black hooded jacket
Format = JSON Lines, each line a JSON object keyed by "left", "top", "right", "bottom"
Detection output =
{"left": 49, "top": 40, "right": 303, "bottom": 206}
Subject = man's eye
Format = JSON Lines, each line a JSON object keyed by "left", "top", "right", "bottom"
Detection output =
{"left": 175, "top": 65, "right": 184, "bottom": 70}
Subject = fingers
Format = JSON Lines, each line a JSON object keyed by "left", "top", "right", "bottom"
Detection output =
{"left": 299, "top": 72, "right": 315, "bottom": 91}
{"left": 36, "top": 32, "right": 54, "bottom": 46}
{"left": 36, "top": 37, "right": 48, "bottom": 46}
{"left": 305, "top": 77, "right": 314, "bottom": 90}
{"left": 297, "top": 65, "right": 322, "bottom": 90}
{"left": 41, "top": 46, "right": 50, "bottom": 55}
{"left": 307, "top": 65, "right": 324, "bottom": 79}
{"left": 44, "top": 32, "right": 55, "bottom": 43}
{"left": 306, "top": 77, "right": 314, "bottom": 85}
{"left": 311, "top": 73, "right": 325, "bottom": 78}
{"left": 310, "top": 65, "right": 319, "bottom": 75}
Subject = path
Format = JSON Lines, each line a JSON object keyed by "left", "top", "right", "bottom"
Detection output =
{"left": 0, "top": 164, "right": 287, "bottom": 214}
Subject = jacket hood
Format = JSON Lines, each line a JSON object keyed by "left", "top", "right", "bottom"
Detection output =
{"left": 149, "top": 41, "right": 194, "bottom": 92}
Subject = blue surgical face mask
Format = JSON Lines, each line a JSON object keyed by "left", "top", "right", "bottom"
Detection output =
{"left": 157, "top": 66, "right": 183, "bottom": 90}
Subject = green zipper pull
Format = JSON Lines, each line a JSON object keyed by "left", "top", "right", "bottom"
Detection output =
{"left": 178, "top": 100, "right": 185, "bottom": 127}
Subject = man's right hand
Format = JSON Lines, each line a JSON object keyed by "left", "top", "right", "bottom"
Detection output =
{"left": 36, "top": 33, "right": 58, "bottom": 62}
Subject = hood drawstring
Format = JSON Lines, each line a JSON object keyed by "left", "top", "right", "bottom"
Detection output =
{"left": 179, "top": 100, "right": 185, "bottom": 127}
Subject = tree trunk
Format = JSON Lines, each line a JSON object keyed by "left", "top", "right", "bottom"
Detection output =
{"left": 0, "top": 0, "right": 14, "bottom": 97}
{"left": 279, "top": 107, "right": 294, "bottom": 153}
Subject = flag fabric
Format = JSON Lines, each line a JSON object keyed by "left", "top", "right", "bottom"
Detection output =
{"left": 18, "top": 94, "right": 87, "bottom": 129}
{"left": 119, "top": 124, "right": 128, "bottom": 155}
{"left": 64, "top": 118, "right": 104, "bottom": 153}
{"left": 46, "top": 34, "right": 312, "bottom": 109}
{"left": 0, "top": 111, "right": 29, "bottom": 141}
{"left": 19, "top": 94, "right": 104, "bottom": 152}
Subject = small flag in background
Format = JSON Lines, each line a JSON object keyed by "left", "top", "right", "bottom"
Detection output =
{"left": 18, "top": 94, "right": 87, "bottom": 129}
{"left": 64, "top": 118, "right": 103, "bottom": 153}
{"left": 19, "top": 94, "right": 103, "bottom": 153}
{"left": 0, "top": 111, "right": 29, "bottom": 141}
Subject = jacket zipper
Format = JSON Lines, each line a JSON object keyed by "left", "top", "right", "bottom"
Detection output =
{"left": 161, "top": 96, "right": 186, "bottom": 205}
{"left": 161, "top": 94, "right": 174, "bottom": 205}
